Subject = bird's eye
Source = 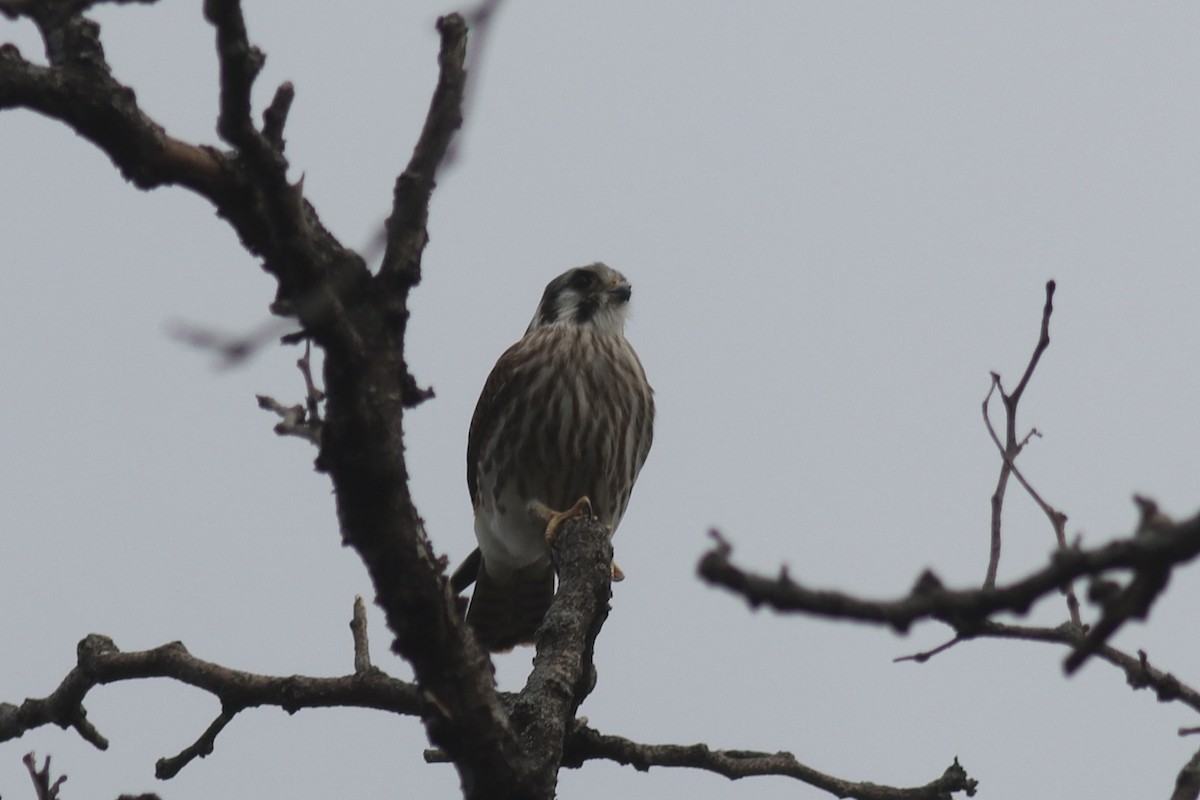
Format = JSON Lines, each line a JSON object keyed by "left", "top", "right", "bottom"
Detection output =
{"left": 569, "top": 270, "right": 593, "bottom": 291}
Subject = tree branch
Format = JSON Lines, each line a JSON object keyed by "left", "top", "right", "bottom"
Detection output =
{"left": 2, "top": 4, "right": 527, "bottom": 794}
{"left": 156, "top": 708, "right": 235, "bottom": 779}
{"left": 509, "top": 514, "right": 615, "bottom": 796}
{"left": 0, "top": 634, "right": 422, "bottom": 770}
{"left": 981, "top": 300, "right": 1083, "bottom": 633}
{"left": 699, "top": 504, "right": 1200, "bottom": 672}
{"left": 372, "top": 12, "right": 467, "bottom": 407}
{"left": 23, "top": 752, "right": 67, "bottom": 800}
{"left": 899, "top": 620, "right": 1200, "bottom": 718}
{"left": 0, "top": 0, "right": 372, "bottom": 346}
{"left": 379, "top": 13, "right": 467, "bottom": 291}
{"left": 562, "top": 723, "right": 977, "bottom": 800}
{"left": 981, "top": 281, "right": 1080, "bottom": 625}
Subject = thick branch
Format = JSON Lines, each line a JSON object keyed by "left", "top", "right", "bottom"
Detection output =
{"left": 201, "top": 0, "right": 333, "bottom": 313}
{"left": 510, "top": 515, "right": 614, "bottom": 796}
{"left": 0, "top": 40, "right": 229, "bottom": 195}
{"left": 3, "top": 5, "right": 518, "bottom": 792}
{"left": 700, "top": 506, "right": 1200, "bottom": 671}
{"left": 300, "top": 15, "right": 533, "bottom": 798}
{"left": 0, "top": 1, "right": 370, "bottom": 342}
{"left": 562, "top": 723, "right": 977, "bottom": 800}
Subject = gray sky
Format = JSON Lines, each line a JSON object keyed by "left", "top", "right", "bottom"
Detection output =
{"left": 3, "top": 2, "right": 1200, "bottom": 798}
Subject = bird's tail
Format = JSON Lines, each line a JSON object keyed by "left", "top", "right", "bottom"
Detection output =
{"left": 465, "top": 559, "right": 555, "bottom": 652}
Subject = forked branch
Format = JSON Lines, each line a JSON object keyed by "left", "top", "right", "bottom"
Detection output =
{"left": 0, "top": 626, "right": 421, "bottom": 778}
{"left": 700, "top": 503, "right": 1200, "bottom": 673}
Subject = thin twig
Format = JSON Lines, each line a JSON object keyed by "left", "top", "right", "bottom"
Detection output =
{"left": 983, "top": 375, "right": 1011, "bottom": 590}
{"left": 981, "top": 281, "right": 1081, "bottom": 625}
{"left": 906, "top": 621, "right": 1200, "bottom": 714}
{"left": 893, "top": 635, "right": 964, "bottom": 664}
{"left": 156, "top": 708, "right": 235, "bottom": 778}
{"left": 23, "top": 753, "right": 67, "bottom": 800}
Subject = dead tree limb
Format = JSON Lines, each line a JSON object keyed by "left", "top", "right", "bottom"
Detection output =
{"left": 700, "top": 502, "right": 1200, "bottom": 674}
{"left": 0, "top": 634, "right": 421, "bottom": 775}
{"left": 562, "top": 723, "right": 977, "bottom": 800}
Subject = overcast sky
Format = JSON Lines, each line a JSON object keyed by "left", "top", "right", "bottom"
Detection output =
{"left": 4, "top": 2, "right": 1200, "bottom": 798}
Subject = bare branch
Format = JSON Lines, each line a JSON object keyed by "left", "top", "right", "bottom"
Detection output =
{"left": 983, "top": 375, "right": 1011, "bottom": 590}
{"left": 971, "top": 622, "right": 1200, "bottom": 713}
{"left": 700, "top": 507, "right": 1200, "bottom": 672}
{"left": 23, "top": 753, "right": 67, "bottom": 800}
{"left": 0, "top": 634, "right": 421, "bottom": 773}
{"left": 298, "top": 16, "right": 533, "bottom": 797}
{"left": 509, "top": 515, "right": 614, "bottom": 795}
{"left": 204, "top": 0, "right": 265, "bottom": 149}
{"left": 981, "top": 382, "right": 1079, "bottom": 619}
{"left": 356, "top": 10, "right": 468, "bottom": 410}
{"left": 1009, "top": 279, "right": 1055, "bottom": 406}
{"left": 0, "top": 26, "right": 226, "bottom": 192}
{"left": 156, "top": 708, "right": 234, "bottom": 779}
{"left": 0, "top": 0, "right": 378, "bottom": 356}
{"left": 562, "top": 723, "right": 977, "bottom": 800}
{"left": 379, "top": 14, "right": 468, "bottom": 292}
{"left": 981, "top": 281, "right": 1079, "bottom": 625}
{"left": 894, "top": 635, "right": 964, "bottom": 664}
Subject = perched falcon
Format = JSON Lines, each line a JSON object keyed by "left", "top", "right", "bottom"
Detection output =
{"left": 452, "top": 263, "right": 655, "bottom": 651}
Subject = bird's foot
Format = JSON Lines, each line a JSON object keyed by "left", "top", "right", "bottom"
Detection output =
{"left": 529, "top": 496, "right": 594, "bottom": 545}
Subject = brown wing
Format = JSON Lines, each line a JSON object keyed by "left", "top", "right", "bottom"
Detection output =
{"left": 466, "top": 338, "right": 529, "bottom": 504}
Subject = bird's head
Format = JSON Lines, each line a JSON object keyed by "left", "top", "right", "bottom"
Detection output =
{"left": 526, "top": 262, "right": 633, "bottom": 336}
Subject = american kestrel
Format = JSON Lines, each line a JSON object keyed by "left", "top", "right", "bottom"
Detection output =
{"left": 452, "top": 263, "right": 655, "bottom": 651}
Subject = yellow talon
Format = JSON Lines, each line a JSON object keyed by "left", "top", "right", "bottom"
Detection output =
{"left": 529, "top": 496, "right": 595, "bottom": 544}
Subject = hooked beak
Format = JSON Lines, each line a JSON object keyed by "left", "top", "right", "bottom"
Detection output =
{"left": 607, "top": 280, "right": 632, "bottom": 304}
